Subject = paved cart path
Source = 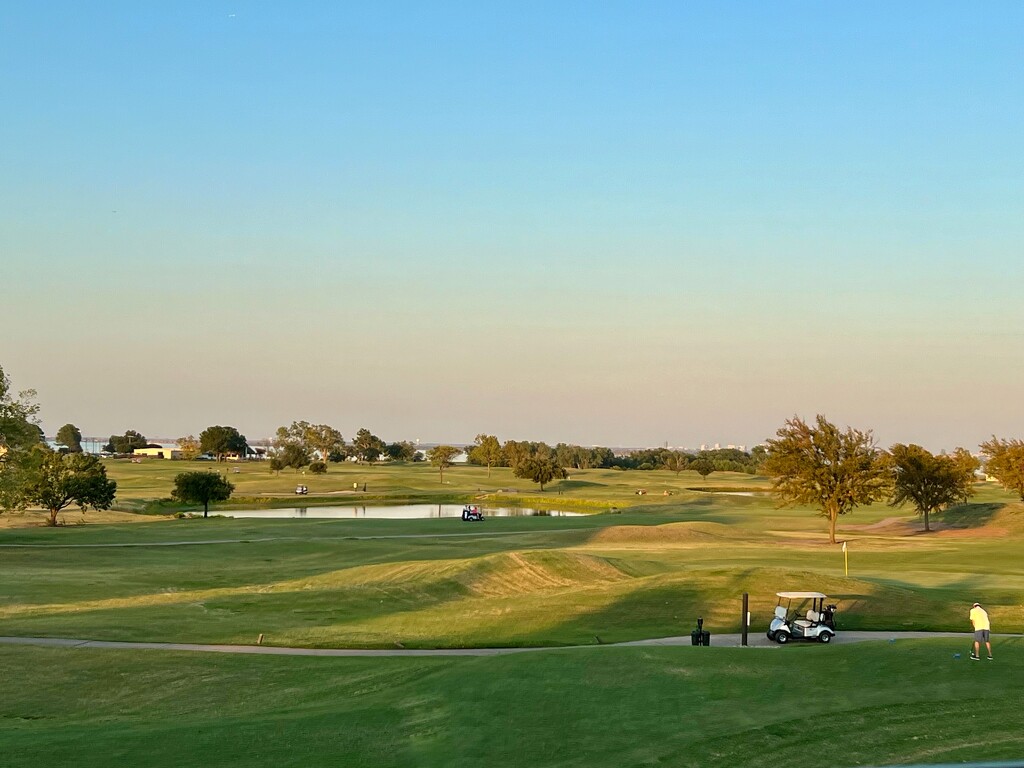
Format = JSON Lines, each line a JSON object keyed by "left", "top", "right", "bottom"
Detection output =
{"left": 1, "top": 631, "right": 1010, "bottom": 657}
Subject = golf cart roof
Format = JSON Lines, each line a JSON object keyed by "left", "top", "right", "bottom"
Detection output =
{"left": 777, "top": 591, "right": 828, "bottom": 599}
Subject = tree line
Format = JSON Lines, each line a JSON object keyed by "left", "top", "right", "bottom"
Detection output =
{"left": 762, "top": 415, "right": 1024, "bottom": 543}
{"left": 6, "top": 364, "right": 1024, "bottom": 531}
{"left": 464, "top": 434, "right": 761, "bottom": 481}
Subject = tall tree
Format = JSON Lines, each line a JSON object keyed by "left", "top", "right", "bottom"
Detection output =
{"left": 19, "top": 448, "right": 117, "bottom": 526}
{"left": 352, "top": 428, "right": 385, "bottom": 463}
{"left": 502, "top": 440, "right": 531, "bottom": 470}
{"left": 427, "top": 445, "right": 460, "bottom": 484}
{"left": 176, "top": 435, "right": 202, "bottom": 460}
{"left": 0, "top": 365, "right": 42, "bottom": 454}
{"left": 890, "top": 444, "right": 978, "bottom": 532}
{"left": 384, "top": 441, "right": 417, "bottom": 462}
{"left": 762, "top": 415, "right": 892, "bottom": 544}
{"left": 0, "top": 367, "right": 43, "bottom": 513}
{"left": 199, "top": 426, "right": 247, "bottom": 461}
{"left": 279, "top": 442, "right": 311, "bottom": 472}
{"left": 663, "top": 451, "right": 688, "bottom": 476}
{"left": 275, "top": 421, "right": 345, "bottom": 468}
{"left": 303, "top": 424, "right": 344, "bottom": 469}
{"left": 171, "top": 471, "right": 234, "bottom": 518}
{"left": 470, "top": 434, "right": 503, "bottom": 477}
{"left": 690, "top": 457, "right": 715, "bottom": 482}
{"left": 55, "top": 423, "right": 83, "bottom": 453}
{"left": 104, "top": 430, "right": 147, "bottom": 455}
{"left": 979, "top": 437, "right": 1024, "bottom": 501}
{"left": 513, "top": 456, "right": 567, "bottom": 492}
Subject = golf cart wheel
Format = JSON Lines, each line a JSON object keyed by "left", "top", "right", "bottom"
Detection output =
{"left": 775, "top": 631, "right": 790, "bottom": 645}
{"left": 766, "top": 631, "right": 775, "bottom": 642}
{"left": 819, "top": 631, "right": 833, "bottom": 644}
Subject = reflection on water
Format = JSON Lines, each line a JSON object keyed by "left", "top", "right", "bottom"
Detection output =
{"left": 226, "top": 504, "right": 582, "bottom": 519}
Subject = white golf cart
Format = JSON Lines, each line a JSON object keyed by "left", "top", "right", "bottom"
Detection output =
{"left": 767, "top": 591, "right": 837, "bottom": 644}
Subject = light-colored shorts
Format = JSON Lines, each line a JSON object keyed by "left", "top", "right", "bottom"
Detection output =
{"left": 974, "top": 629, "right": 990, "bottom": 642}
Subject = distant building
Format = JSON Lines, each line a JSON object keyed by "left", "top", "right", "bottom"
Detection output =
{"left": 132, "top": 447, "right": 183, "bottom": 460}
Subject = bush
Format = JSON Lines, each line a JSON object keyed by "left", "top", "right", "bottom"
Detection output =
{"left": 308, "top": 461, "right": 327, "bottom": 475}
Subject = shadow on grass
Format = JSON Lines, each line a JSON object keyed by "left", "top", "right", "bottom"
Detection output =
{"left": 936, "top": 502, "right": 1005, "bottom": 529}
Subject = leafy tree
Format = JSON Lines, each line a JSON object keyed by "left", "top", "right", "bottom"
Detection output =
{"left": 279, "top": 442, "right": 311, "bottom": 471}
{"left": 0, "top": 364, "right": 42, "bottom": 454}
{"left": 308, "top": 461, "right": 327, "bottom": 475}
{"left": 171, "top": 471, "right": 234, "bottom": 518}
{"left": 352, "top": 428, "right": 385, "bottom": 463}
{"left": 513, "top": 456, "right": 567, "bottom": 491}
{"left": 762, "top": 415, "right": 892, "bottom": 544}
{"left": 979, "top": 437, "right": 1024, "bottom": 501}
{"left": 275, "top": 422, "right": 344, "bottom": 469}
{"left": 588, "top": 446, "right": 615, "bottom": 469}
{"left": 268, "top": 457, "right": 285, "bottom": 475}
{"left": 304, "top": 424, "right": 344, "bottom": 468}
{"left": 690, "top": 457, "right": 715, "bottom": 482}
{"left": 199, "top": 425, "right": 247, "bottom": 461}
{"left": 663, "top": 451, "right": 688, "bottom": 476}
{"left": 104, "top": 430, "right": 147, "bottom": 455}
{"left": 890, "top": 444, "right": 978, "bottom": 532}
{"left": 470, "top": 434, "right": 503, "bottom": 477}
{"left": 176, "top": 435, "right": 202, "bottom": 460}
{"left": 0, "top": 367, "right": 43, "bottom": 512}
{"left": 427, "top": 445, "right": 460, "bottom": 484}
{"left": 502, "top": 440, "right": 531, "bottom": 470}
{"left": 19, "top": 448, "right": 117, "bottom": 526}
{"left": 55, "top": 423, "right": 83, "bottom": 453}
{"left": 384, "top": 441, "right": 417, "bottom": 462}
{"left": 750, "top": 444, "right": 769, "bottom": 470}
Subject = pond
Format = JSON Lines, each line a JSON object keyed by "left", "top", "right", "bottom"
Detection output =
{"left": 225, "top": 504, "right": 583, "bottom": 519}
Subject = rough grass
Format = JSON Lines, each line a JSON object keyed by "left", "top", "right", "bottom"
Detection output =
{"left": 2, "top": 639, "right": 1022, "bottom": 768}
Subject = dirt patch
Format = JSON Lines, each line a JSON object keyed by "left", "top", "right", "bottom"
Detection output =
{"left": 0, "top": 509, "right": 164, "bottom": 529}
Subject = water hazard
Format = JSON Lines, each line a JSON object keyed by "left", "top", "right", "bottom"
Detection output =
{"left": 225, "top": 504, "right": 583, "bottom": 519}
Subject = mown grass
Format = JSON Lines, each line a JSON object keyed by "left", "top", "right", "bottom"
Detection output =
{"left": 2, "top": 639, "right": 1022, "bottom": 768}
{"left": 98, "top": 459, "right": 764, "bottom": 514}
{"left": 1, "top": 487, "right": 1022, "bottom": 647}
{"left": 3, "top": 471, "right": 1022, "bottom": 767}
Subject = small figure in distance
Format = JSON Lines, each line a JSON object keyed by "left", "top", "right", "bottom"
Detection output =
{"left": 970, "top": 602, "right": 993, "bottom": 660}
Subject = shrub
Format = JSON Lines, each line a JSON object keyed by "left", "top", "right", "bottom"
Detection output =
{"left": 308, "top": 461, "right": 327, "bottom": 475}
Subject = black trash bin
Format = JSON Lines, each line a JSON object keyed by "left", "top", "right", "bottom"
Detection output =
{"left": 690, "top": 618, "right": 711, "bottom": 646}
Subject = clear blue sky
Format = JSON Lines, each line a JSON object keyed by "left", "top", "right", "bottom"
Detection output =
{"left": 3, "top": 2, "right": 1023, "bottom": 449}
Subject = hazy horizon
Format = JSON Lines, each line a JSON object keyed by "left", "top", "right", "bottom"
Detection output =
{"left": 4, "top": 3, "right": 1023, "bottom": 453}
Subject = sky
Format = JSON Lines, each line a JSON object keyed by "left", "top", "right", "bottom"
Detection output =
{"left": 2, "top": 2, "right": 1023, "bottom": 450}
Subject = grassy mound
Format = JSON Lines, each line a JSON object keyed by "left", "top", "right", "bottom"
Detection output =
{"left": 587, "top": 521, "right": 740, "bottom": 545}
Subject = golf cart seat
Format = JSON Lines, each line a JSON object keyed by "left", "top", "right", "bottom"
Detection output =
{"left": 794, "top": 609, "right": 820, "bottom": 629}
{"left": 774, "top": 606, "right": 787, "bottom": 620}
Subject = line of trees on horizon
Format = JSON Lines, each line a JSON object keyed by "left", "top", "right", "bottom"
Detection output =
{"left": 6, "top": 364, "right": 1024, "bottom": 533}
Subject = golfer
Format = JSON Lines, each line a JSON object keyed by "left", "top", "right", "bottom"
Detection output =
{"left": 970, "top": 602, "right": 992, "bottom": 661}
